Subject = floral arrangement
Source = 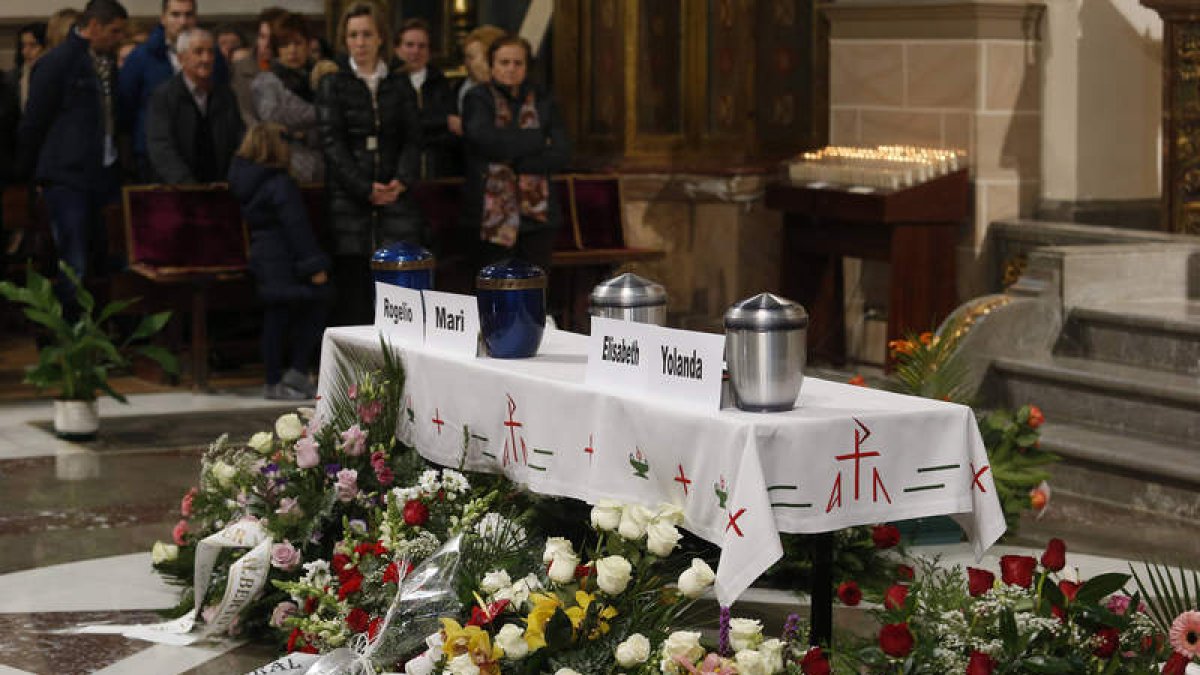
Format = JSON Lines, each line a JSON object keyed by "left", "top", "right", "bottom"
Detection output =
{"left": 1132, "top": 563, "right": 1200, "bottom": 674}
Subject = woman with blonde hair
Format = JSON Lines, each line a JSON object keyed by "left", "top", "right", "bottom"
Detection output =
{"left": 228, "top": 122, "right": 331, "bottom": 400}
{"left": 45, "top": 9, "right": 79, "bottom": 49}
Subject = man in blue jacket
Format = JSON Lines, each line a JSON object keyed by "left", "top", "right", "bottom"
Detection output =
{"left": 118, "top": 0, "right": 227, "bottom": 182}
{"left": 17, "top": 0, "right": 127, "bottom": 318}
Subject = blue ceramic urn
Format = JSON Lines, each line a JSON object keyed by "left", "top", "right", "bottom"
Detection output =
{"left": 371, "top": 241, "right": 435, "bottom": 290}
{"left": 476, "top": 258, "right": 547, "bottom": 359}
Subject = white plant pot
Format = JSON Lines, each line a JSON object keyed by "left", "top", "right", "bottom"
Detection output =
{"left": 54, "top": 399, "right": 99, "bottom": 440}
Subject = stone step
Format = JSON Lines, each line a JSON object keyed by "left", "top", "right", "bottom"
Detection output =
{"left": 984, "top": 355, "right": 1200, "bottom": 446}
{"left": 1058, "top": 299, "right": 1200, "bottom": 376}
{"left": 1036, "top": 421, "right": 1200, "bottom": 489}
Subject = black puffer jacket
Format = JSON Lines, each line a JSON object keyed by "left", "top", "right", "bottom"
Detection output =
{"left": 316, "top": 57, "right": 424, "bottom": 256}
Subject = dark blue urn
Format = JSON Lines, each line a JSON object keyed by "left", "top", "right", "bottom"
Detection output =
{"left": 370, "top": 241, "right": 435, "bottom": 290}
{"left": 476, "top": 258, "right": 547, "bottom": 359}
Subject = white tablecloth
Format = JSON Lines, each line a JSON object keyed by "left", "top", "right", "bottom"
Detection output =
{"left": 317, "top": 326, "right": 1006, "bottom": 606}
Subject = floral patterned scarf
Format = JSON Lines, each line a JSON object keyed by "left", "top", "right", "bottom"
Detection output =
{"left": 481, "top": 86, "right": 549, "bottom": 247}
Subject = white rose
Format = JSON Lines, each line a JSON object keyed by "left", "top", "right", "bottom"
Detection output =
{"left": 653, "top": 503, "right": 685, "bottom": 526}
{"left": 547, "top": 552, "right": 579, "bottom": 584}
{"left": 481, "top": 569, "right": 512, "bottom": 595}
{"left": 554, "top": 670, "right": 582, "bottom": 675}
{"left": 646, "top": 520, "right": 682, "bottom": 557}
{"left": 494, "top": 623, "right": 529, "bottom": 659}
{"left": 734, "top": 649, "right": 768, "bottom": 675}
{"left": 151, "top": 541, "right": 178, "bottom": 564}
{"left": 444, "top": 654, "right": 480, "bottom": 675}
{"left": 542, "top": 536, "right": 574, "bottom": 563}
{"left": 677, "top": 559, "right": 716, "bottom": 598}
{"left": 403, "top": 652, "right": 437, "bottom": 675}
{"left": 247, "top": 431, "right": 274, "bottom": 454}
{"left": 617, "top": 504, "right": 653, "bottom": 540}
{"left": 590, "top": 500, "right": 623, "bottom": 531}
{"left": 595, "top": 555, "right": 632, "bottom": 595}
{"left": 660, "top": 631, "right": 704, "bottom": 669}
{"left": 425, "top": 630, "right": 444, "bottom": 651}
{"left": 615, "top": 633, "right": 651, "bottom": 667}
{"left": 759, "top": 638, "right": 784, "bottom": 673}
{"left": 274, "top": 413, "right": 304, "bottom": 442}
{"left": 729, "top": 618, "right": 763, "bottom": 652}
{"left": 210, "top": 461, "right": 237, "bottom": 489}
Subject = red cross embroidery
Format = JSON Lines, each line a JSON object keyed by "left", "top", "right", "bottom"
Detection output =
{"left": 835, "top": 418, "right": 881, "bottom": 500}
{"left": 431, "top": 408, "right": 444, "bottom": 434}
{"left": 674, "top": 464, "right": 692, "bottom": 495}
{"left": 725, "top": 508, "right": 746, "bottom": 537}
{"left": 502, "top": 394, "right": 526, "bottom": 465}
{"left": 971, "top": 462, "right": 990, "bottom": 493}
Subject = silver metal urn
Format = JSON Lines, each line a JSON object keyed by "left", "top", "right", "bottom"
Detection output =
{"left": 723, "top": 293, "right": 808, "bottom": 412}
{"left": 589, "top": 273, "right": 668, "bottom": 325}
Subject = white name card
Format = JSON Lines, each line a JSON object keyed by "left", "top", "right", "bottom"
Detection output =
{"left": 585, "top": 316, "right": 651, "bottom": 394}
{"left": 373, "top": 282, "right": 425, "bottom": 346}
{"left": 644, "top": 325, "right": 726, "bottom": 411}
{"left": 422, "top": 290, "right": 480, "bottom": 358}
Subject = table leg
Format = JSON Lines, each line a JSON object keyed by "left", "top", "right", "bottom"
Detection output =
{"left": 810, "top": 531, "right": 834, "bottom": 646}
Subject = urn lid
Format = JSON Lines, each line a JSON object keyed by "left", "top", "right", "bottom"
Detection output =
{"left": 477, "top": 257, "right": 547, "bottom": 290}
{"left": 371, "top": 240, "right": 434, "bottom": 270}
{"left": 589, "top": 272, "right": 667, "bottom": 309}
{"left": 724, "top": 293, "right": 808, "bottom": 331}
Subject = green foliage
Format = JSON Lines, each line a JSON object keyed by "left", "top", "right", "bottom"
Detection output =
{"left": 978, "top": 405, "right": 1057, "bottom": 533}
{"left": 0, "top": 263, "right": 177, "bottom": 401}
{"left": 763, "top": 527, "right": 899, "bottom": 598}
{"left": 1130, "top": 561, "right": 1200, "bottom": 634}
{"left": 884, "top": 322, "right": 974, "bottom": 405}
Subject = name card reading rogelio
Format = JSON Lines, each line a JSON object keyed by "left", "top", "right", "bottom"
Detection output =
{"left": 421, "top": 290, "right": 480, "bottom": 357}
{"left": 586, "top": 319, "right": 725, "bottom": 410}
{"left": 373, "top": 282, "right": 424, "bottom": 346}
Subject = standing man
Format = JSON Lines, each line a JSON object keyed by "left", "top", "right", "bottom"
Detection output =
{"left": 118, "top": 0, "right": 228, "bottom": 182}
{"left": 395, "top": 18, "right": 460, "bottom": 178}
{"left": 17, "top": 0, "right": 127, "bottom": 317}
{"left": 146, "top": 28, "right": 244, "bottom": 184}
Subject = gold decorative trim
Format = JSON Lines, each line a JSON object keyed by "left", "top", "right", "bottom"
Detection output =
{"left": 371, "top": 258, "right": 436, "bottom": 271}
{"left": 476, "top": 277, "right": 548, "bottom": 291}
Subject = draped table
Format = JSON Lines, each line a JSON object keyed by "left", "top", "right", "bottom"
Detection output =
{"left": 317, "top": 326, "right": 1005, "bottom": 635}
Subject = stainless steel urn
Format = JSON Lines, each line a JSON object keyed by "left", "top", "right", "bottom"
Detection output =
{"left": 723, "top": 293, "right": 808, "bottom": 412}
{"left": 589, "top": 273, "right": 667, "bottom": 325}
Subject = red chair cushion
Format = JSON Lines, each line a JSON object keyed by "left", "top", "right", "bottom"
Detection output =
{"left": 125, "top": 188, "right": 247, "bottom": 270}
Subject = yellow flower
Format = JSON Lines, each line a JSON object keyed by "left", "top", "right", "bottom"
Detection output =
{"left": 563, "top": 591, "right": 618, "bottom": 640}
{"left": 522, "top": 593, "right": 562, "bottom": 651}
{"left": 439, "top": 619, "right": 501, "bottom": 664}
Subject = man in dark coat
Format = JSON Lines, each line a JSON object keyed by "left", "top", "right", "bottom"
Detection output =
{"left": 395, "top": 19, "right": 461, "bottom": 178}
{"left": 16, "top": 0, "right": 128, "bottom": 316}
{"left": 146, "top": 27, "right": 244, "bottom": 184}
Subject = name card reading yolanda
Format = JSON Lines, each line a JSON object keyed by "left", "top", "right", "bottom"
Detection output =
{"left": 422, "top": 290, "right": 480, "bottom": 357}
{"left": 373, "top": 282, "right": 424, "bottom": 346}
{"left": 585, "top": 316, "right": 651, "bottom": 393}
{"left": 644, "top": 324, "right": 726, "bottom": 411}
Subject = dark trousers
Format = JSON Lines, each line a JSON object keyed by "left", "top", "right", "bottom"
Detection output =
{"left": 43, "top": 169, "right": 119, "bottom": 320}
{"left": 262, "top": 300, "right": 329, "bottom": 385}
{"left": 331, "top": 254, "right": 375, "bottom": 327}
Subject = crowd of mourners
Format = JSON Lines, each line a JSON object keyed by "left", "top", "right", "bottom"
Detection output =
{"left": 0, "top": 0, "right": 572, "bottom": 400}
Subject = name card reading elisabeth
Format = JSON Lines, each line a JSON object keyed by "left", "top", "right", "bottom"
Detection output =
{"left": 644, "top": 324, "right": 726, "bottom": 411}
{"left": 373, "top": 282, "right": 425, "bottom": 346}
{"left": 585, "top": 316, "right": 651, "bottom": 394}
{"left": 422, "top": 290, "right": 480, "bottom": 357}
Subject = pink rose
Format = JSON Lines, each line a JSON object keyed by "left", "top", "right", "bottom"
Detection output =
{"left": 340, "top": 425, "right": 367, "bottom": 456}
{"left": 180, "top": 488, "right": 197, "bottom": 517}
{"left": 270, "top": 601, "right": 298, "bottom": 628}
{"left": 271, "top": 541, "right": 302, "bottom": 571}
{"left": 295, "top": 436, "right": 320, "bottom": 469}
{"left": 335, "top": 469, "right": 359, "bottom": 503}
{"left": 172, "top": 519, "right": 189, "bottom": 545}
{"left": 275, "top": 497, "right": 300, "bottom": 516}
{"left": 357, "top": 400, "right": 382, "bottom": 425}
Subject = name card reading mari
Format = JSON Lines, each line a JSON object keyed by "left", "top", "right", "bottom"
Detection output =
{"left": 373, "top": 282, "right": 425, "bottom": 346}
{"left": 422, "top": 290, "right": 480, "bottom": 357}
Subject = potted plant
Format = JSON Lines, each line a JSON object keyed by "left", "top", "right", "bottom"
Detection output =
{"left": 0, "top": 263, "right": 178, "bottom": 439}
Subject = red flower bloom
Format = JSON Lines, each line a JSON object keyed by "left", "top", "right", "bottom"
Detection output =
{"left": 896, "top": 564, "right": 915, "bottom": 581}
{"left": 847, "top": 375, "right": 867, "bottom": 387}
{"left": 1027, "top": 405, "right": 1045, "bottom": 428}
{"left": 966, "top": 651, "right": 995, "bottom": 675}
{"left": 368, "top": 616, "right": 383, "bottom": 640}
{"left": 374, "top": 541, "right": 388, "bottom": 556}
{"left": 883, "top": 584, "right": 909, "bottom": 610}
{"left": 382, "top": 562, "right": 400, "bottom": 585}
{"left": 332, "top": 553, "right": 352, "bottom": 581}
{"left": 300, "top": 644, "right": 318, "bottom": 654}
{"left": 800, "top": 647, "right": 831, "bottom": 675}
{"left": 1162, "top": 652, "right": 1190, "bottom": 675}
{"left": 302, "top": 596, "right": 318, "bottom": 614}
{"left": 967, "top": 567, "right": 995, "bottom": 597}
{"left": 1041, "top": 538, "right": 1066, "bottom": 572}
{"left": 345, "top": 607, "right": 370, "bottom": 633}
{"left": 337, "top": 569, "right": 363, "bottom": 599}
{"left": 286, "top": 628, "right": 303, "bottom": 652}
{"left": 403, "top": 499, "right": 430, "bottom": 526}
{"left": 354, "top": 542, "right": 376, "bottom": 558}
{"left": 872, "top": 524, "right": 901, "bottom": 549}
{"left": 574, "top": 564, "right": 592, "bottom": 579}
{"left": 1058, "top": 579, "right": 1081, "bottom": 603}
{"left": 1000, "top": 555, "right": 1037, "bottom": 588}
{"left": 466, "top": 599, "right": 511, "bottom": 627}
{"left": 837, "top": 580, "right": 862, "bottom": 606}
{"left": 1093, "top": 626, "right": 1120, "bottom": 658}
{"left": 879, "top": 622, "right": 914, "bottom": 658}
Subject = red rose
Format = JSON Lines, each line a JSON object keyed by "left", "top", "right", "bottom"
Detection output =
{"left": 837, "top": 580, "right": 862, "bottom": 606}
{"left": 1163, "top": 652, "right": 1190, "bottom": 675}
{"left": 1027, "top": 405, "right": 1045, "bottom": 428}
{"left": 300, "top": 644, "right": 318, "bottom": 654}
{"left": 302, "top": 596, "right": 318, "bottom": 614}
{"left": 967, "top": 567, "right": 995, "bottom": 597}
{"left": 337, "top": 569, "right": 363, "bottom": 599}
{"left": 574, "top": 564, "right": 592, "bottom": 579}
{"left": 403, "top": 499, "right": 430, "bottom": 526}
{"left": 896, "top": 564, "right": 915, "bottom": 581}
{"left": 354, "top": 542, "right": 376, "bottom": 558}
{"left": 883, "top": 584, "right": 909, "bottom": 610}
{"left": 1041, "top": 538, "right": 1066, "bottom": 572}
{"left": 345, "top": 607, "right": 370, "bottom": 633}
{"left": 286, "top": 628, "right": 303, "bottom": 652}
{"left": 872, "top": 524, "right": 901, "bottom": 549}
{"left": 1058, "top": 579, "right": 1081, "bottom": 603}
{"left": 966, "top": 651, "right": 995, "bottom": 675}
{"left": 879, "top": 622, "right": 914, "bottom": 658}
{"left": 368, "top": 616, "right": 383, "bottom": 640}
{"left": 1000, "top": 555, "right": 1037, "bottom": 588}
{"left": 1092, "top": 626, "right": 1120, "bottom": 658}
{"left": 382, "top": 562, "right": 400, "bottom": 585}
{"left": 799, "top": 647, "right": 831, "bottom": 675}
{"left": 332, "top": 553, "right": 352, "bottom": 581}
{"left": 373, "top": 541, "right": 388, "bottom": 556}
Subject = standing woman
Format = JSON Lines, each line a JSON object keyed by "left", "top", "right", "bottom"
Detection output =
{"left": 251, "top": 11, "right": 323, "bottom": 183}
{"left": 10, "top": 23, "right": 47, "bottom": 114}
{"left": 462, "top": 35, "right": 571, "bottom": 275}
{"left": 316, "top": 1, "right": 422, "bottom": 326}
